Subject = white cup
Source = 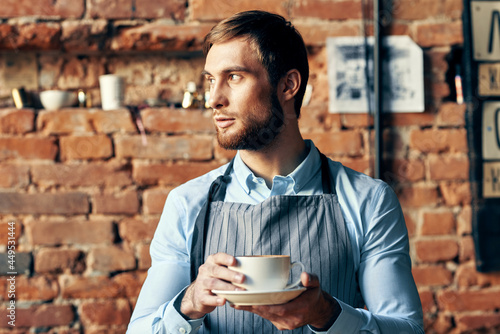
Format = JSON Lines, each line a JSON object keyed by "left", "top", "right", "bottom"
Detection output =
{"left": 229, "top": 255, "right": 305, "bottom": 291}
{"left": 99, "top": 74, "right": 124, "bottom": 110}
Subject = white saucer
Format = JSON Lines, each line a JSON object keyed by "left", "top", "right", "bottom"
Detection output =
{"left": 211, "top": 287, "right": 306, "bottom": 306}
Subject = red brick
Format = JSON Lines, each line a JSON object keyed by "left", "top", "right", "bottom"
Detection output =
{"left": 32, "top": 162, "right": 132, "bottom": 188}
{"left": 0, "top": 23, "right": 62, "bottom": 51}
{"left": 412, "top": 265, "right": 453, "bottom": 286}
{"left": 111, "top": 23, "right": 213, "bottom": 52}
{"left": 116, "top": 135, "right": 213, "bottom": 160}
{"left": 214, "top": 140, "right": 237, "bottom": 161}
{"left": 0, "top": 137, "right": 57, "bottom": 160}
{"left": 436, "top": 102, "right": 466, "bottom": 126}
{"left": 112, "top": 271, "right": 147, "bottom": 298}
{"left": 392, "top": 0, "right": 441, "bottom": 20}
{"left": 396, "top": 185, "right": 439, "bottom": 208}
{"left": 403, "top": 211, "right": 416, "bottom": 238}
{"left": 384, "top": 112, "right": 435, "bottom": 127}
{"left": 424, "top": 313, "right": 453, "bottom": 334}
{"left": 424, "top": 49, "right": 449, "bottom": 78}
{"left": 0, "top": 304, "right": 74, "bottom": 328}
{"left": 34, "top": 248, "right": 84, "bottom": 274}
{"left": 421, "top": 210, "right": 455, "bottom": 235}
{"left": 15, "top": 275, "right": 58, "bottom": 301}
{"left": 91, "top": 109, "right": 136, "bottom": 133}
{"left": 87, "top": 245, "right": 136, "bottom": 273}
{"left": 0, "top": 108, "right": 34, "bottom": 134}
{"left": 0, "top": 192, "right": 88, "bottom": 215}
{"left": 60, "top": 275, "right": 122, "bottom": 299}
{"left": 457, "top": 206, "right": 472, "bottom": 235}
{"left": 0, "top": 0, "right": 84, "bottom": 18}
{"left": 457, "top": 262, "right": 500, "bottom": 287}
{"left": 84, "top": 327, "right": 128, "bottom": 334}
{"left": 415, "top": 21, "right": 463, "bottom": 47}
{"left": 455, "top": 313, "right": 500, "bottom": 333}
{"left": 426, "top": 80, "right": 451, "bottom": 104}
{"left": 133, "top": 161, "right": 221, "bottom": 186}
{"left": 295, "top": 22, "right": 360, "bottom": 46}
{"left": 304, "top": 131, "right": 363, "bottom": 156}
{"left": 118, "top": 217, "right": 158, "bottom": 243}
{"left": 414, "top": 238, "right": 458, "bottom": 262}
{"left": 61, "top": 20, "right": 108, "bottom": 52}
{"left": 141, "top": 108, "right": 214, "bottom": 133}
{"left": 341, "top": 114, "right": 373, "bottom": 128}
{"left": 409, "top": 128, "right": 467, "bottom": 153}
{"left": 459, "top": 235, "right": 475, "bottom": 262}
{"left": 299, "top": 105, "right": 335, "bottom": 132}
{"left": 444, "top": 0, "right": 463, "bottom": 20}
{"left": 437, "top": 289, "right": 500, "bottom": 312}
{"left": 336, "top": 157, "right": 371, "bottom": 175}
{"left": 419, "top": 290, "right": 436, "bottom": 313}
{"left": 143, "top": 188, "right": 172, "bottom": 215}
{"left": 136, "top": 243, "right": 151, "bottom": 270}
{"left": 0, "top": 221, "right": 22, "bottom": 245}
{"left": 37, "top": 109, "right": 94, "bottom": 134}
{"left": 58, "top": 57, "right": 105, "bottom": 90}
{"left": 293, "top": 0, "right": 362, "bottom": 20}
{"left": 429, "top": 154, "right": 469, "bottom": 181}
{"left": 0, "top": 164, "right": 30, "bottom": 188}
{"left": 60, "top": 134, "right": 113, "bottom": 160}
{"left": 134, "top": 0, "right": 186, "bottom": 19}
{"left": 79, "top": 299, "right": 131, "bottom": 326}
{"left": 92, "top": 191, "right": 139, "bottom": 215}
{"left": 27, "top": 220, "right": 114, "bottom": 246}
{"left": 385, "top": 159, "right": 425, "bottom": 183}
{"left": 88, "top": 0, "right": 132, "bottom": 19}
{"left": 37, "top": 109, "right": 93, "bottom": 135}
{"left": 439, "top": 181, "right": 471, "bottom": 206}
{"left": 190, "top": 0, "right": 289, "bottom": 21}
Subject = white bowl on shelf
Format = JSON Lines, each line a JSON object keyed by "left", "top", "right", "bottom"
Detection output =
{"left": 40, "top": 90, "right": 76, "bottom": 110}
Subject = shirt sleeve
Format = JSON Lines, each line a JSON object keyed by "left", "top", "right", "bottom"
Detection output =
{"left": 126, "top": 189, "right": 204, "bottom": 334}
{"left": 311, "top": 182, "right": 424, "bottom": 334}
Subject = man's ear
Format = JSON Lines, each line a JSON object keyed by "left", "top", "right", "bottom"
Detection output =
{"left": 280, "top": 69, "right": 301, "bottom": 102}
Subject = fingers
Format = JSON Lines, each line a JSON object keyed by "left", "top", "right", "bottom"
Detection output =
{"left": 180, "top": 253, "right": 243, "bottom": 319}
{"left": 301, "top": 272, "right": 320, "bottom": 288}
{"left": 202, "top": 253, "right": 245, "bottom": 288}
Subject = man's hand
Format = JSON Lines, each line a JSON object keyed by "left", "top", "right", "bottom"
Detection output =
{"left": 180, "top": 252, "right": 245, "bottom": 319}
{"left": 232, "top": 272, "right": 341, "bottom": 331}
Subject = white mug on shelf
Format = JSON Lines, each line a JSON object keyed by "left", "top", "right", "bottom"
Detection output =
{"left": 99, "top": 74, "right": 124, "bottom": 110}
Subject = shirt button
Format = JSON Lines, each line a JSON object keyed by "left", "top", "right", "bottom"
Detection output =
{"left": 179, "top": 328, "right": 186, "bottom": 334}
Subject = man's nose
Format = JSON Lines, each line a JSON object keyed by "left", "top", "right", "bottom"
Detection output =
{"left": 209, "top": 82, "right": 228, "bottom": 109}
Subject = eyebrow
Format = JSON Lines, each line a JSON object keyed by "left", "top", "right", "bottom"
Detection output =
{"left": 202, "top": 66, "right": 252, "bottom": 76}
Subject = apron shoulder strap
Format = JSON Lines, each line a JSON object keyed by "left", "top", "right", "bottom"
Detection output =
{"left": 190, "top": 159, "right": 234, "bottom": 281}
{"left": 320, "top": 153, "right": 336, "bottom": 195}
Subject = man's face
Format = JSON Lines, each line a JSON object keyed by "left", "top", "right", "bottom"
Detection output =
{"left": 203, "top": 38, "right": 284, "bottom": 151}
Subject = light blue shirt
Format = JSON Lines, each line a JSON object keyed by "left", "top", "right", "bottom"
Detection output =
{"left": 127, "top": 140, "right": 424, "bottom": 334}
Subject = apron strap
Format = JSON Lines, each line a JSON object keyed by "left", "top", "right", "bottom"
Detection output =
{"left": 190, "top": 159, "right": 234, "bottom": 281}
{"left": 320, "top": 153, "right": 335, "bottom": 195}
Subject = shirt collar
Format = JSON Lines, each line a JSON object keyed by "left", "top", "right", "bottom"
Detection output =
{"left": 232, "top": 140, "right": 322, "bottom": 195}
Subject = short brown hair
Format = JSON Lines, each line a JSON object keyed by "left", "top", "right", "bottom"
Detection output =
{"left": 203, "top": 10, "right": 309, "bottom": 118}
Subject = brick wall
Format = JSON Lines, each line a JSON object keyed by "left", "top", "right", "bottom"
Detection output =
{"left": 1, "top": 0, "right": 499, "bottom": 333}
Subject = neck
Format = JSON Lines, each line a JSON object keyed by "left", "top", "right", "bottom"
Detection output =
{"left": 239, "top": 125, "right": 307, "bottom": 188}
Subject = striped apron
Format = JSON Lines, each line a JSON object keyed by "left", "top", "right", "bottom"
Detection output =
{"left": 190, "top": 153, "right": 360, "bottom": 333}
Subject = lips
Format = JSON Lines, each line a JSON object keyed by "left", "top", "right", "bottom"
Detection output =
{"left": 214, "top": 115, "right": 236, "bottom": 129}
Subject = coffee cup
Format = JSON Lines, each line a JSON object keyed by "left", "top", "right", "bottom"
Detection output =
{"left": 229, "top": 255, "right": 305, "bottom": 291}
{"left": 99, "top": 74, "right": 124, "bottom": 110}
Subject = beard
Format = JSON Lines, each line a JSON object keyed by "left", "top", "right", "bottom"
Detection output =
{"left": 216, "top": 92, "right": 285, "bottom": 151}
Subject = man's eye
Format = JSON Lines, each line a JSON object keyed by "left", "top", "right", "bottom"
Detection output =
{"left": 207, "top": 77, "right": 215, "bottom": 85}
{"left": 229, "top": 74, "right": 241, "bottom": 81}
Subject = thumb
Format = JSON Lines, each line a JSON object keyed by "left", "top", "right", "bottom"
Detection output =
{"left": 301, "top": 272, "right": 320, "bottom": 288}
